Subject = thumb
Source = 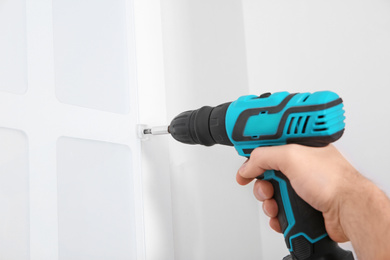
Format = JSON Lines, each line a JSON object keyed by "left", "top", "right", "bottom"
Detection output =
{"left": 237, "top": 145, "right": 293, "bottom": 181}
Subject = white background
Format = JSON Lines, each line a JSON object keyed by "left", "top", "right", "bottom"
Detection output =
{"left": 0, "top": 0, "right": 389, "bottom": 259}
{"left": 138, "top": 0, "right": 390, "bottom": 260}
{"left": 242, "top": 1, "right": 390, "bottom": 258}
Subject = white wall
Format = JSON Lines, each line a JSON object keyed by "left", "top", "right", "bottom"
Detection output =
{"left": 139, "top": 0, "right": 390, "bottom": 259}
{"left": 242, "top": 0, "right": 390, "bottom": 259}
{"left": 162, "top": 1, "right": 263, "bottom": 259}
{"left": 138, "top": 0, "right": 264, "bottom": 260}
{"left": 133, "top": 0, "right": 175, "bottom": 259}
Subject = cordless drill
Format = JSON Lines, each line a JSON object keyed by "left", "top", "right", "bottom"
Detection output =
{"left": 143, "top": 91, "right": 354, "bottom": 260}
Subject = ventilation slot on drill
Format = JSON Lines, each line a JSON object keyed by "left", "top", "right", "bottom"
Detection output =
{"left": 302, "top": 116, "right": 310, "bottom": 134}
{"left": 314, "top": 115, "right": 328, "bottom": 132}
{"left": 288, "top": 116, "right": 311, "bottom": 135}
{"left": 294, "top": 116, "right": 303, "bottom": 134}
{"left": 287, "top": 116, "right": 310, "bottom": 135}
{"left": 302, "top": 94, "right": 310, "bottom": 103}
{"left": 287, "top": 117, "right": 295, "bottom": 135}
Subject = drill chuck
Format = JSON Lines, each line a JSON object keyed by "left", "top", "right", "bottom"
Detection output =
{"left": 169, "top": 102, "right": 233, "bottom": 146}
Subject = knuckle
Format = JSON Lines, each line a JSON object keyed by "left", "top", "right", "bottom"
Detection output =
{"left": 250, "top": 147, "right": 263, "bottom": 159}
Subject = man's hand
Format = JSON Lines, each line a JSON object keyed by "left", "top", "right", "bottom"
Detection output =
{"left": 236, "top": 144, "right": 390, "bottom": 260}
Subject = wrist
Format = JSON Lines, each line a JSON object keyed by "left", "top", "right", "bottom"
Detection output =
{"left": 339, "top": 174, "right": 375, "bottom": 240}
{"left": 339, "top": 173, "right": 390, "bottom": 259}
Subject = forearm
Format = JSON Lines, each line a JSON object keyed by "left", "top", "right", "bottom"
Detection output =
{"left": 340, "top": 175, "right": 390, "bottom": 260}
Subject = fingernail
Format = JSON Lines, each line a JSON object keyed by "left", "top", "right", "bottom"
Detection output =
{"left": 256, "top": 186, "right": 266, "bottom": 201}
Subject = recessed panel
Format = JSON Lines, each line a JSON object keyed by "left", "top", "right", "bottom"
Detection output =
{"left": 0, "top": 0, "right": 27, "bottom": 94}
{"left": 0, "top": 128, "right": 29, "bottom": 259}
{"left": 57, "top": 137, "right": 136, "bottom": 260}
{"left": 53, "top": 0, "right": 130, "bottom": 113}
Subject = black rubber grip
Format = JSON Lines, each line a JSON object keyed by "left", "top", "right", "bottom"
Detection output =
{"left": 260, "top": 170, "right": 354, "bottom": 260}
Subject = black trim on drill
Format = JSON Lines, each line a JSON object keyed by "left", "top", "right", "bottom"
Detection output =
{"left": 232, "top": 96, "right": 343, "bottom": 142}
{"left": 241, "top": 129, "right": 344, "bottom": 156}
{"left": 243, "top": 148, "right": 255, "bottom": 154}
{"left": 232, "top": 94, "right": 296, "bottom": 141}
{"left": 286, "top": 129, "right": 344, "bottom": 147}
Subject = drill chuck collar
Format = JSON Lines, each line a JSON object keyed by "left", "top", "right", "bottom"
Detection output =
{"left": 169, "top": 102, "right": 233, "bottom": 147}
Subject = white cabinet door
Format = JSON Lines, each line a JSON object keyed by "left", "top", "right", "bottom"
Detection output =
{"left": 0, "top": 0, "right": 144, "bottom": 259}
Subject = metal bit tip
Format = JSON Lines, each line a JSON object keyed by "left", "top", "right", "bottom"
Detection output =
{"left": 143, "top": 125, "right": 170, "bottom": 135}
{"left": 143, "top": 128, "right": 152, "bottom": 135}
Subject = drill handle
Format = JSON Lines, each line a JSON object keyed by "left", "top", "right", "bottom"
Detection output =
{"left": 260, "top": 170, "right": 354, "bottom": 260}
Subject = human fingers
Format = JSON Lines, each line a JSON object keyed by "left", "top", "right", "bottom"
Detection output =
{"left": 238, "top": 146, "right": 290, "bottom": 180}
{"left": 269, "top": 218, "right": 282, "bottom": 233}
{"left": 262, "top": 199, "right": 278, "bottom": 218}
{"left": 253, "top": 179, "right": 274, "bottom": 201}
{"left": 236, "top": 171, "right": 253, "bottom": 186}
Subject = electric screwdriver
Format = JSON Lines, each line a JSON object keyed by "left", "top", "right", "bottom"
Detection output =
{"left": 143, "top": 91, "right": 354, "bottom": 260}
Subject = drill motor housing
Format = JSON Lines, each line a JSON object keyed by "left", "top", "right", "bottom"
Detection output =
{"left": 226, "top": 91, "right": 345, "bottom": 156}
{"left": 169, "top": 91, "right": 345, "bottom": 156}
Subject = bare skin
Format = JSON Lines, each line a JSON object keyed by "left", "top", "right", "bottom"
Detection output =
{"left": 236, "top": 144, "right": 390, "bottom": 260}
